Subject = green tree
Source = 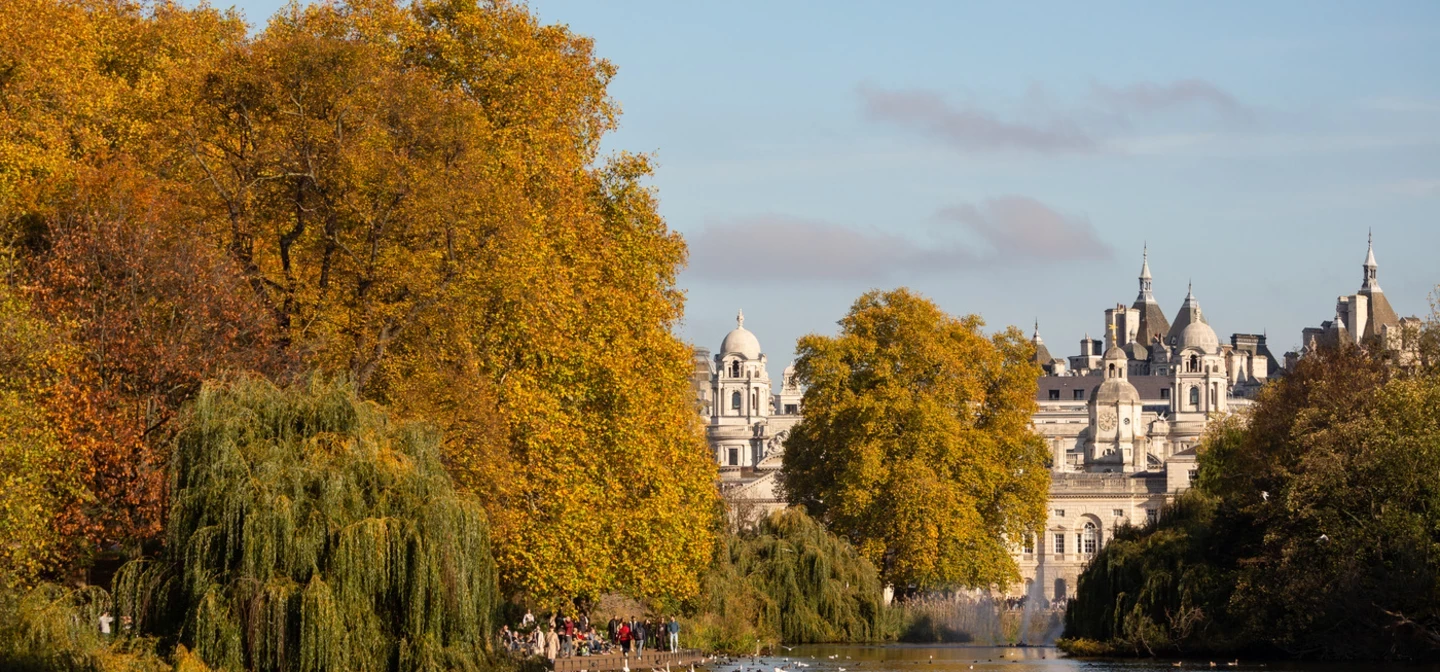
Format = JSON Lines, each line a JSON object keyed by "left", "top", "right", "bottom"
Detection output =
{"left": 692, "top": 509, "right": 891, "bottom": 651}
{"left": 1065, "top": 320, "right": 1440, "bottom": 661}
{"left": 116, "top": 376, "right": 500, "bottom": 672}
{"left": 780, "top": 288, "right": 1049, "bottom": 592}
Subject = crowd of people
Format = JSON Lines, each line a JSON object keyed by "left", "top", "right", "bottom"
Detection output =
{"left": 499, "top": 610, "right": 682, "bottom": 662}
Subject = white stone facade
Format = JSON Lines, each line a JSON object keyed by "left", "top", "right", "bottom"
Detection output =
{"left": 694, "top": 238, "right": 1410, "bottom": 600}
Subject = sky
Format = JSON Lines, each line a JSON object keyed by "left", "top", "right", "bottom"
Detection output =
{"left": 227, "top": 1, "right": 1440, "bottom": 375}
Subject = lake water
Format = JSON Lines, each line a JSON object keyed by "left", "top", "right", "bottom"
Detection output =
{"left": 698, "top": 644, "right": 1440, "bottom": 672}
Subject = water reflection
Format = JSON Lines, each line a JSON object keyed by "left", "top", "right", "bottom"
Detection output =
{"left": 698, "top": 644, "right": 1440, "bottom": 672}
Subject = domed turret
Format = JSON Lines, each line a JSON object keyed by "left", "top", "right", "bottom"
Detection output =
{"left": 1178, "top": 320, "right": 1219, "bottom": 353}
{"left": 720, "top": 310, "right": 762, "bottom": 359}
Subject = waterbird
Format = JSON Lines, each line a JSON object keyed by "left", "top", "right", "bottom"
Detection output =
{"left": 1172, "top": 663, "right": 1182, "bottom": 668}
{"left": 1318, "top": 534, "right": 1330, "bottom": 542}
{"left": 1261, "top": 491, "right": 1269, "bottom": 501}
{"left": 1228, "top": 662, "right": 1239, "bottom": 667}
{"left": 1210, "top": 663, "right": 1217, "bottom": 668}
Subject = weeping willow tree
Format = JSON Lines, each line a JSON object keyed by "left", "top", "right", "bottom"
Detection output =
{"left": 115, "top": 377, "right": 499, "bottom": 672}
{"left": 695, "top": 509, "right": 891, "bottom": 650}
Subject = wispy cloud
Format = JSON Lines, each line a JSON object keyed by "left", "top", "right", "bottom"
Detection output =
{"left": 937, "top": 196, "right": 1113, "bottom": 263}
{"left": 686, "top": 197, "right": 1110, "bottom": 283}
{"left": 858, "top": 78, "right": 1249, "bottom": 154}
{"left": 857, "top": 85, "right": 1099, "bottom": 154}
{"left": 1089, "top": 79, "right": 1250, "bottom": 121}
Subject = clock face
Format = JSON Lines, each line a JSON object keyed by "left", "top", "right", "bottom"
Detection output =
{"left": 1098, "top": 411, "right": 1117, "bottom": 431}
{"left": 1123, "top": 417, "right": 1131, "bottom": 425}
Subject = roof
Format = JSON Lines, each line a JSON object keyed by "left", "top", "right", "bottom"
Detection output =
{"left": 1359, "top": 288, "right": 1400, "bottom": 340}
{"left": 1036, "top": 374, "right": 1172, "bottom": 402}
{"left": 1132, "top": 299, "right": 1171, "bottom": 346}
{"left": 1167, "top": 284, "right": 1210, "bottom": 346}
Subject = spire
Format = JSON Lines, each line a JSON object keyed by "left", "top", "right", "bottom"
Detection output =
{"left": 1362, "top": 229, "right": 1380, "bottom": 292}
{"left": 1033, "top": 319, "right": 1042, "bottom": 342}
{"left": 737, "top": 309, "right": 745, "bottom": 329}
{"left": 1136, "top": 245, "right": 1155, "bottom": 303}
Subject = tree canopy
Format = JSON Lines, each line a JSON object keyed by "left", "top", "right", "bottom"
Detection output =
{"left": 779, "top": 288, "right": 1049, "bottom": 592}
{"left": 1064, "top": 322, "right": 1440, "bottom": 661}
{"left": 0, "top": 0, "right": 717, "bottom": 605}
{"left": 118, "top": 376, "right": 500, "bottom": 672}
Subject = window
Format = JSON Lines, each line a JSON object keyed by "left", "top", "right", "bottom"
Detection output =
{"left": 1189, "top": 386, "right": 1200, "bottom": 406}
{"left": 751, "top": 390, "right": 759, "bottom": 411}
{"left": 1188, "top": 468, "right": 1198, "bottom": 484}
{"left": 1082, "top": 522, "right": 1098, "bottom": 555}
{"left": 731, "top": 361, "right": 741, "bottom": 377}
{"left": 1146, "top": 509, "right": 1158, "bottom": 525}
{"left": 1054, "top": 509, "right": 1065, "bottom": 517}
{"left": 727, "top": 447, "right": 738, "bottom": 466}
{"left": 1053, "top": 533, "right": 1066, "bottom": 555}
{"left": 1022, "top": 534, "right": 1035, "bottom": 555}
{"left": 731, "top": 391, "right": 741, "bottom": 410}
{"left": 1160, "top": 388, "right": 1170, "bottom": 400}
{"left": 1113, "top": 509, "right": 1124, "bottom": 518}
{"left": 1073, "top": 389, "right": 1085, "bottom": 400}
{"left": 784, "top": 404, "right": 799, "bottom": 415}
{"left": 1048, "top": 389, "right": 1060, "bottom": 400}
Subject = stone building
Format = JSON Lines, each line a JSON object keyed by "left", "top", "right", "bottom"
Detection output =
{"left": 700, "top": 311, "right": 803, "bottom": 527}
{"left": 694, "top": 237, "right": 1409, "bottom": 600}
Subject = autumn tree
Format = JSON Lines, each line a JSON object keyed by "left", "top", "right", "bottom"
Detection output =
{"left": 780, "top": 288, "right": 1049, "bottom": 592}
{"left": 2, "top": 0, "right": 718, "bottom": 605}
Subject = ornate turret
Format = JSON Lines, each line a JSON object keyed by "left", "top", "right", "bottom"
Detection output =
{"left": 1133, "top": 245, "right": 1170, "bottom": 346}
{"left": 1355, "top": 231, "right": 1400, "bottom": 341}
{"left": 1166, "top": 280, "right": 1209, "bottom": 346}
{"left": 1031, "top": 320, "right": 1054, "bottom": 369}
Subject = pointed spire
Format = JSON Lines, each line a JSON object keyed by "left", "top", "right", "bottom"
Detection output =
{"left": 1033, "top": 319, "right": 1041, "bottom": 341}
{"left": 1140, "top": 243, "right": 1152, "bottom": 280}
{"left": 1362, "top": 230, "right": 1380, "bottom": 292}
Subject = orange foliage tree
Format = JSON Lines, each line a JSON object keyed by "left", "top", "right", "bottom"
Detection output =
{"left": 0, "top": 0, "right": 717, "bottom": 605}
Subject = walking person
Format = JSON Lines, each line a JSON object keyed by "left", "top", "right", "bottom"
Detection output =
{"left": 632, "top": 618, "right": 646, "bottom": 657}
{"left": 667, "top": 616, "right": 680, "bottom": 652}
{"left": 618, "top": 620, "right": 632, "bottom": 657}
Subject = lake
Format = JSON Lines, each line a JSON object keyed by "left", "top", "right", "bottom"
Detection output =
{"left": 696, "top": 644, "right": 1440, "bottom": 672}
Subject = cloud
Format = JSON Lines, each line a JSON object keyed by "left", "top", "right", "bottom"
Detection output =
{"left": 937, "top": 196, "right": 1113, "bottom": 263}
{"left": 686, "top": 197, "right": 1111, "bottom": 283}
{"left": 858, "top": 78, "right": 1247, "bottom": 154}
{"left": 857, "top": 85, "right": 1099, "bottom": 154}
{"left": 685, "top": 215, "right": 970, "bottom": 282}
{"left": 1090, "top": 79, "right": 1249, "bottom": 120}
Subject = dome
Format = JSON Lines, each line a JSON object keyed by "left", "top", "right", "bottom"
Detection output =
{"left": 1091, "top": 378, "right": 1141, "bottom": 404}
{"left": 1178, "top": 320, "right": 1219, "bottom": 353}
{"left": 720, "top": 310, "right": 763, "bottom": 359}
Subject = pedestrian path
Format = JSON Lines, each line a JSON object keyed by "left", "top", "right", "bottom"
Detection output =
{"left": 552, "top": 650, "right": 707, "bottom": 672}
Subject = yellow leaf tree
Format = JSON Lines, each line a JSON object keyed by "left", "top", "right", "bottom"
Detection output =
{"left": 779, "top": 288, "right": 1049, "bottom": 593}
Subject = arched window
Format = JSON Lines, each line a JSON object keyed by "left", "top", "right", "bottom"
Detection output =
{"left": 731, "top": 361, "right": 741, "bottom": 377}
{"left": 1082, "top": 521, "right": 1098, "bottom": 555}
{"left": 731, "top": 391, "right": 741, "bottom": 411}
{"left": 1189, "top": 354, "right": 1199, "bottom": 372}
{"left": 1107, "top": 363, "right": 1116, "bottom": 377}
{"left": 1189, "top": 386, "right": 1199, "bottom": 407}
{"left": 751, "top": 390, "right": 759, "bottom": 412}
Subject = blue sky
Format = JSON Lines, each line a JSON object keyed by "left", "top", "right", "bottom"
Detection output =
{"left": 228, "top": 1, "right": 1440, "bottom": 372}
